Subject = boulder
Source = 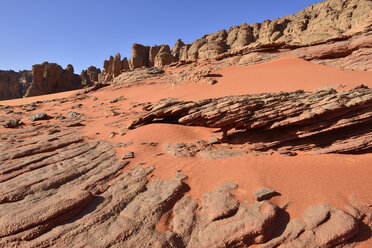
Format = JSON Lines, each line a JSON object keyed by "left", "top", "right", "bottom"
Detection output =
{"left": 230, "top": 24, "right": 254, "bottom": 49}
{"left": 187, "top": 39, "right": 207, "bottom": 60}
{"left": 129, "top": 43, "right": 150, "bottom": 70}
{"left": 154, "top": 45, "right": 176, "bottom": 67}
{"left": 171, "top": 39, "right": 185, "bottom": 60}
{"left": 198, "top": 41, "right": 225, "bottom": 59}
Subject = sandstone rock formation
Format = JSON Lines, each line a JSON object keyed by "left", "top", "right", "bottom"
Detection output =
{"left": 170, "top": 0, "right": 372, "bottom": 60}
{"left": 0, "top": 70, "right": 22, "bottom": 100}
{"left": 129, "top": 85, "right": 372, "bottom": 155}
{"left": 154, "top": 45, "right": 175, "bottom": 67}
{"left": 149, "top": 45, "right": 162, "bottom": 67}
{"left": 80, "top": 66, "right": 101, "bottom": 86}
{"left": 0, "top": 70, "right": 32, "bottom": 100}
{"left": 25, "top": 62, "right": 82, "bottom": 97}
{"left": 171, "top": 39, "right": 185, "bottom": 60}
{"left": 129, "top": 43, "right": 150, "bottom": 70}
{"left": 98, "top": 53, "right": 130, "bottom": 83}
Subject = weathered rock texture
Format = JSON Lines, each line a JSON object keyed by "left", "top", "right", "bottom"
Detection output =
{"left": 80, "top": 66, "right": 101, "bottom": 86}
{"left": 98, "top": 53, "right": 129, "bottom": 83}
{"left": 25, "top": 63, "right": 82, "bottom": 97}
{"left": 129, "top": 43, "right": 150, "bottom": 70}
{"left": 129, "top": 85, "right": 372, "bottom": 155}
{"left": 0, "top": 70, "right": 32, "bottom": 100}
{"left": 0, "top": 122, "right": 366, "bottom": 248}
{"left": 172, "top": 0, "right": 372, "bottom": 60}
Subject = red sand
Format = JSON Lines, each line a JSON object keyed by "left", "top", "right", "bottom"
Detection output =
{"left": 92, "top": 56, "right": 372, "bottom": 103}
{"left": 0, "top": 89, "right": 80, "bottom": 106}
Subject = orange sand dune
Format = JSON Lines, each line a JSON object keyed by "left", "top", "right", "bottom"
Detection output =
{"left": 0, "top": 89, "right": 80, "bottom": 106}
{"left": 103, "top": 56, "right": 372, "bottom": 103}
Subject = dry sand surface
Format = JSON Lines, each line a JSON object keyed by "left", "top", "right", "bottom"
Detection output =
{"left": 1, "top": 57, "right": 371, "bottom": 247}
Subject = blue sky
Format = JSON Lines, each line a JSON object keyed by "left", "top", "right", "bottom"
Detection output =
{"left": 0, "top": 0, "right": 323, "bottom": 73}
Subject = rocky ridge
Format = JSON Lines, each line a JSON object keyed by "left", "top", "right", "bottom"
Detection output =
{"left": 129, "top": 85, "right": 372, "bottom": 155}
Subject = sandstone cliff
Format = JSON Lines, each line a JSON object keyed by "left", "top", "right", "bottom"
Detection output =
{"left": 173, "top": 0, "right": 372, "bottom": 60}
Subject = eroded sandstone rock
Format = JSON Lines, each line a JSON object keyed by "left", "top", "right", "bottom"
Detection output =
{"left": 98, "top": 53, "right": 130, "bottom": 83}
{"left": 129, "top": 86, "right": 372, "bottom": 154}
{"left": 0, "top": 70, "right": 32, "bottom": 100}
{"left": 129, "top": 43, "right": 150, "bottom": 70}
{"left": 80, "top": 66, "right": 101, "bottom": 86}
{"left": 25, "top": 62, "right": 82, "bottom": 97}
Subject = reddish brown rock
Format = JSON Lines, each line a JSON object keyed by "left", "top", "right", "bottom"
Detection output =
{"left": 129, "top": 43, "right": 150, "bottom": 70}
{"left": 149, "top": 45, "right": 162, "bottom": 67}
{"left": 198, "top": 41, "right": 225, "bottom": 59}
{"left": 171, "top": 39, "right": 185, "bottom": 60}
{"left": 154, "top": 45, "right": 176, "bottom": 67}
{"left": 25, "top": 63, "right": 82, "bottom": 97}
{"left": 129, "top": 86, "right": 372, "bottom": 154}
{"left": 0, "top": 70, "right": 22, "bottom": 100}
{"left": 98, "top": 53, "right": 129, "bottom": 83}
{"left": 80, "top": 66, "right": 101, "bottom": 86}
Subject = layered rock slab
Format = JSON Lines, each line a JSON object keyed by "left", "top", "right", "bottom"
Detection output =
{"left": 129, "top": 86, "right": 372, "bottom": 154}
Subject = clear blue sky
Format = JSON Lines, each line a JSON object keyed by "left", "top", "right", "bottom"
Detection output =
{"left": 0, "top": 0, "right": 323, "bottom": 73}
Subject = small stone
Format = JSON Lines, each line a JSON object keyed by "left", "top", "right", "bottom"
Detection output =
{"left": 109, "top": 132, "right": 117, "bottom": 139}
{"left": 68, "top": 111, "right": 83, "bottom": 119}
{"left": 54, "top": 114, "right": 65, "bottom": 120}
{"left": 3, "top": 118, "right": 22, "bottom": 128}
{"left": 48, "top": 129, "right": 60, "bottom": 135}
{"left": 254, "top": 188, "right": 278, "bottom": 201}
{"left": 109, "top": 96, "right": 125, "bottom": 103}
{"left": 208, "top": 137, "right": 220, "bottom": 145}
{"left": 122, "top": 151, "right": 135, "bottom": 159}
{"left": 30, "top": 113, "right": 49, "bottom": 121}
{"left": 71, "top": 104, "right": 83, "bottom": 109}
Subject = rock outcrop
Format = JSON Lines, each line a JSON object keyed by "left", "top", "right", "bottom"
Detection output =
{"left": 25, "top": 62, "right": 82, "bottom": 97}
{"left": 0, "top": 120, "right": 366, "bottom": 247}
{"left": 98, "top": 53, "right": 130, "bottom": 83}
{"left": 0, "top": 70, "right": 32, "bottom": 100}
{"left": 129, "top": 43, "right": 150, "bottom": 70}
{"left": 129, "top": 85, "right": 372, "bottom": 155}
{"left": 154, "top": 45, "right": 175, "bottom": 67}
{"left": 170, "top": 0, "right": 372, "bottom": 60}
{"left": 0, "top": 70, "right": 22, "bottom": 100}
{"left": 171, "top": 39, "right": 185, "bottom": 60}
{"left": 80, "top": 66, "right": 101, "bottom": 86}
